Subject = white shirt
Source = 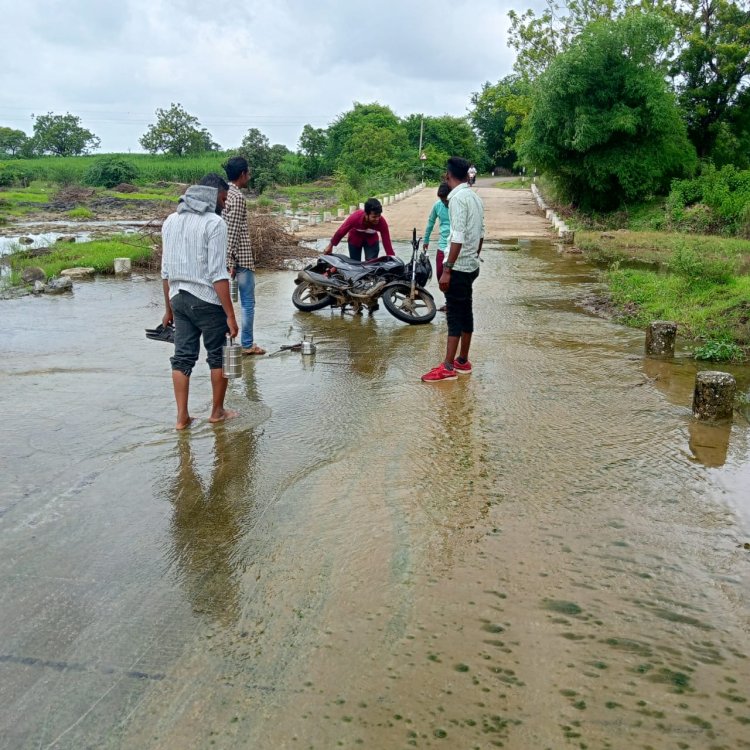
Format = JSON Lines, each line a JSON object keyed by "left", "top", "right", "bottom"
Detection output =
{"left": 448, "top": 183, "right": 485, "bottom": 273}
{"left": 161, "top": 210, "right": 230, "bottom": 305}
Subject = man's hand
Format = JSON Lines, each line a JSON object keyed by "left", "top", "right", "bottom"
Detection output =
{"left": 227, "top": 313, "right": 239, "bottom": 339}
{"left": 323, "top": 243, "right": 333, "bottom": 255}
{"left": 423, "top": 243, "right": 429, "bottom": 252}
{"left": 439, "top": 269, "right": 451, "bottom": 292}
{"left": 162, "top": 309, "right": 173, "bottom": 327}
{"left": 229, "top": 267, "right": 236, "bottom": 278}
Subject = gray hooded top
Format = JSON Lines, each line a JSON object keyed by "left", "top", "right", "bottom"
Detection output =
{"left": 161, "top": 185, "right": 229, "bottom": 304}
{"left": 177, "top": 185, "right": 218, "bottom": 215}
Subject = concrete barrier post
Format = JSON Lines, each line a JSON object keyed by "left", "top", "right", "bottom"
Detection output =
{"left": 337, "top": 208, "right": 345, "bottom": 218}
{"left": 323, "top": 211, "right": 332, "bottom": 222}
{"left": 645, "top": 321, "right": 678, "bottom": 357}
{"left": 349, "top": 205, "right": 356, "bottom": 214}
{"left": 114, "top": 257, "right": 131, "bottom": 274}
{"left": 693, "top": 371, "right": 736, "bottom": 421}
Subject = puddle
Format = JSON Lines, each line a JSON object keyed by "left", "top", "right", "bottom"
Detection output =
{"left": 0, "top": 242, "right": 748, "bottom": 749}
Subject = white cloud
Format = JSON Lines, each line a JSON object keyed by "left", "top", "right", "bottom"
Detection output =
{"left": 0, "top": 0, "right": 519, "bottom": 151}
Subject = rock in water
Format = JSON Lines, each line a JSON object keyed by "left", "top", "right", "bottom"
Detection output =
{"left": 44, "top": 276, "right": 73, "bottom": 294}
{"left": 60, "top": 267, "right": 95, "bottom": 279}
{"left": 21, "top": 266, "right": 46, "bottom": 284}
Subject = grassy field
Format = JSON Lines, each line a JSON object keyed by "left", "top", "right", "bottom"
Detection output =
{"left": 577, "top": 229, "right": 750, "bottom": 360}
{"left": 7, "top": 235, "right": 154, "bottom": 281}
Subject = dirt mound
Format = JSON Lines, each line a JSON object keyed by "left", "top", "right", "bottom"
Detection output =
{"left": 54, "top": 185, "right": 95, "bottom": 204}
{"left": 113, "top": 183, "right": 139, "bottom": 193}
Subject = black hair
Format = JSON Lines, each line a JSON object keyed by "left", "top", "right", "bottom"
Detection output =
{"left": 446, "top": 156, "right": 470, "bottom": 181}
{"left": 364, "top": 198, "right": 382, "bottom": 215}
{"left": 437, "top": 182, "right": 450, "bottom": 198}
{"left": 199, "top": 173, "right": 229, "bottom": 191}
{"left": 224, "top": 156, "right": 249, "bottom": 182}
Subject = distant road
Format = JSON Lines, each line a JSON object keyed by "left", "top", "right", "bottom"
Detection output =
{"left": 295, "top": 177, "right": 552, "bottom": 242}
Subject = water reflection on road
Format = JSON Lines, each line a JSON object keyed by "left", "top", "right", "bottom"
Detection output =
{"left": 0, "top": 241, "right": 749, "bottom": 749}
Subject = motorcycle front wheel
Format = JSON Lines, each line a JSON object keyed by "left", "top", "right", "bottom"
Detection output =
{"left": 382, "top": 284, "right": 436, "bottom": 324}
{"left": 292, "top": 281, "right": 334, "bottom": 311}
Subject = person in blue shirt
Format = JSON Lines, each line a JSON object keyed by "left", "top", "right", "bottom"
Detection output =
{"left": 423, "top": 182, "right": 451, "bottom": 311}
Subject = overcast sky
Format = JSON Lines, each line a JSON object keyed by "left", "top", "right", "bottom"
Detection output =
{"left": 0, "top": 0, "right": 522, "bottom": 153}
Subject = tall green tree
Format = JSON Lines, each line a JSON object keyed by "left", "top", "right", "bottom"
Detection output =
{"left": 520, "top": 12, "right": 697, "bottom": 209}
{"left": 469, "top": 76, "right": 530, "bottom": 170}
{"left": 140, "top": 103, "right": 218, "bottom": 156}
{"left": 238, "top": 128, "right": 290, "bottom": 192}
{"left": 298, "top": 124, "right": 328, "bottom": 179}
{"left": 324, "top": 103, "right": 410, "bottom": 183}
{"left": 402, "top": 114, "right": 483, "bottom": 178}
{"left": 0, "top": 127, "right": 29, "bottom": 158}
{"left": 508, "top": 0, "right": 627, "bottom": 80}
{"left": 30, "top": 112, "right": 100, "bottom": 156}
{"left": 665, "top": 0, "right": 750, "bottom": 158}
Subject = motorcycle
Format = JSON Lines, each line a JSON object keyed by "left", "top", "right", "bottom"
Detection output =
{"left": 292, "top": 228, "right": 436, "bottom": 324}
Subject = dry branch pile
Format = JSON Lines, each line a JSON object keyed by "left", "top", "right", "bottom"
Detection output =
{"left": 134, "top": 206, "right": 310, "bottom": 273}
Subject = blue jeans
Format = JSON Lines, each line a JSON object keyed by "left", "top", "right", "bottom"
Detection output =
{"left": 235, "top": 267, "right": 256, "bottom": 348}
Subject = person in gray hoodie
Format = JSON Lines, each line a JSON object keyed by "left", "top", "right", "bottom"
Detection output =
{"left": 161, "top": 174, "right": 239, "bottom": 429}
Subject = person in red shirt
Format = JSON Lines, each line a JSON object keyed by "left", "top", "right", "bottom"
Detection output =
{"left": 322, "top": 198, "right": 395, "bottom": 260}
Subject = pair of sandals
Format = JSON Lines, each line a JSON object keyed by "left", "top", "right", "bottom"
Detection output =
{"left": 145, "top": 323, "right": 175, "bottom": 343}
{"left": 242, "top": 344, "right": 266, "bottom": 356}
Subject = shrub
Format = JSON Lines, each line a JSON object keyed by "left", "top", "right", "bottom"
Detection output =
{"left": 694, "top": 339, "right": 745, "bottom": 361}
{"left": 669, "top": 243, "right": 736, "bottom": 285}
{"left": 84, "top": 156, "right": 139, "bottom": 188}
{"left": 0, "top": 163, "right": 33, "bottom": 187}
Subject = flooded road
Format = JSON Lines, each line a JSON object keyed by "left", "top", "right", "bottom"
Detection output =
{"left": 1, "top": 241, "right": 749, "bottom": 749}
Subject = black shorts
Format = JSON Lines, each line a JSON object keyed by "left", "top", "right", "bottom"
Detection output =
{"left": 445, "top": 268, "right": 479, "bottom": 337}
{"left": 170, "top": 291, "right": 228, "bottom": 375}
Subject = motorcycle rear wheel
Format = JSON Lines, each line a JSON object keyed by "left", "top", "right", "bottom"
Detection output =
{"left": 382, "top": 284, "right": 436, "bottom": 324}
{"left": 292, "top": 281, "right": 334, "bottom": 311}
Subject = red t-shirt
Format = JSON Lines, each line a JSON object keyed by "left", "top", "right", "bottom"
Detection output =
{"left": 330, "top": 210, "right": 394, "bottom": 255}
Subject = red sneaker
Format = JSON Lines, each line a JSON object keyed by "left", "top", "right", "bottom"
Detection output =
{"left": 421, "top": 363, "right": 458, "bottom": 382}
{"left": 453, "top": 359, "right": 472, "bottom": 374}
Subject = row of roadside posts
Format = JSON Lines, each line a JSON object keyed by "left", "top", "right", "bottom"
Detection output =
{"left": 528, "top": 185, "right": 738, "bottom": 424}
{"left": 646, "top": 321, "right": 737, "bottom": 422}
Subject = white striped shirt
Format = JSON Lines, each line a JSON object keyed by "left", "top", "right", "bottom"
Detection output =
{"left": 161, "top": 210, "right": 230, "bottom": 305}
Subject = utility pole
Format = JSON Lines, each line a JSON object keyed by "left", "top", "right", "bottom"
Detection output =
{"left": 418, "top": 115, "right": 424, "bottom": 182}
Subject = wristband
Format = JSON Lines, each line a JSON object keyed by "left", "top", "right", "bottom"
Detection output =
{"left": 444, "top": 261, "right": 454, "bottom": 270}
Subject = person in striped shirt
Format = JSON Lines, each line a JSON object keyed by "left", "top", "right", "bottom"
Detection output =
{"left": 161, "top": 174, "right": 239, "bottom": 429}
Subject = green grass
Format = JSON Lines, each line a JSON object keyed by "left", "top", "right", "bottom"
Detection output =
{"left": 66, "top": 205, "right": 94, "bottom": 219}
{"left": 577, "top": 230, "right": 750, "bottom": 268}
{"left": 8, "top": 235, "right": 153, "bottom": 280}
{"left": 494, "top": 179, "right": 531, "bottom": 190}
{"left": 0, "top": 152, "right": 233, "bottom": 186}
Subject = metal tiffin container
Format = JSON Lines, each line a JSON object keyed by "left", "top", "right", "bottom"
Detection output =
{"left": 301, "top": 335, "right": 316, "bottom": 355}
{"left": 222, "top": 335, "right": 243, "bottom": 378}
{"left": 229, "top": 276, "right": 239, "bottom": 303}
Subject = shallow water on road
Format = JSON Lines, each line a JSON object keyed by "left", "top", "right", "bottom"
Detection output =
{"left": 1, "top": 242, "right": 749, "bottom": 749}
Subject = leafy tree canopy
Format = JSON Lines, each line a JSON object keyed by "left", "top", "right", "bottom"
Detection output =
{"left": 0, "top": 127, "right": 29, "bottom": 158}
{"left": 139, "top": 103, "right": 219, "bottom": 156}
{"left": 469, "top": 76, "right": 531, "bottom": 170}
{"left": 519, "top": 12, "right": 697, "bottom": 209}
{"left": 31, "top": 112, "right": 100, "bottom": 156}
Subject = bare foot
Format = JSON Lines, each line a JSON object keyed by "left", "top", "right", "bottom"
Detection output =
{"left": 209, "top": 409, "right": 239, "bottom": 424}
{"left": 175, "top": 417, "right": 195, "bottom": 431}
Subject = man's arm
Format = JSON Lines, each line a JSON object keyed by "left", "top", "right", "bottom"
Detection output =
{"left": 324, "top": 211, "right": 357, "bottom": 254}
{"left": 162, "top": 278, "right": 173, "bottom": 327}
{"left": 423, "top": 204, "right": 438, "bottom": 249}
{"left": 378, "top": 216, "right": 395, "bottom": 256}
{"left": 207, "top": 221, "right": 238, "bottom": 337}
{"left": 439, "top": 198, "right": 468, "bottom": 291}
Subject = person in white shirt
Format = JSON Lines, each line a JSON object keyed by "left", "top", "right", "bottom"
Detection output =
{"left": 421, "top": 157, "right": 485, "bottom": 382}
{"left": 161, "top": 174, "right": 239, "bottom": 429}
